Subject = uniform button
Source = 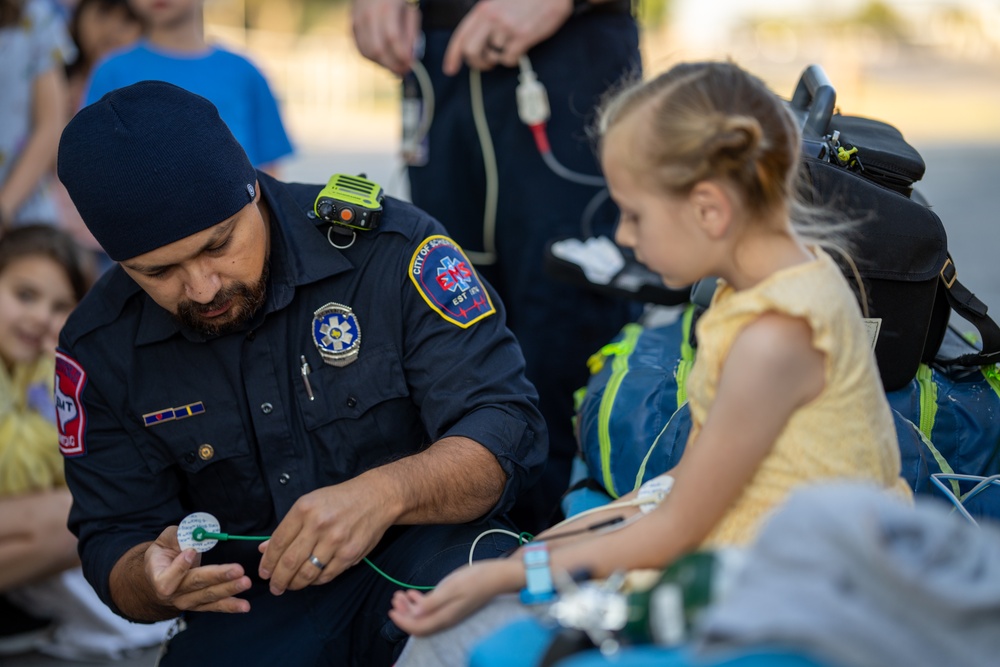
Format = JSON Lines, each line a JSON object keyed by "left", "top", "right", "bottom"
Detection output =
{"left": 261, "top": 402, "right": 273, "bottom": 414}
{"left": 346, "top": 396, "right": 357, "bottom": 408}
{"left": 185, "top": 451, "right": 197, "bottom": 463}
{"left": 198, "top": 444, "right": 215, "bottom": 461}
{"left": 247, "top": 330, "right": 256, "bottom": 341}
{"left": 278, "top": 472, "right": 291, "bottom": 485}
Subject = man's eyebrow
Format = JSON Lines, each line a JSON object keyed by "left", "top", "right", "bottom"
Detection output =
{"left": 123, "top": 219, "right": 237, "bottom": 274}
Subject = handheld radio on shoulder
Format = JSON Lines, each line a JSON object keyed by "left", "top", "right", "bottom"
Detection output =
{"left": 314, "top": 173, "right": 384, "bottom": 232}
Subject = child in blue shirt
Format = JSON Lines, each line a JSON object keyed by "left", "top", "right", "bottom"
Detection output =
{"left": 83, "top": 0, "right": 293, "bottom": 174}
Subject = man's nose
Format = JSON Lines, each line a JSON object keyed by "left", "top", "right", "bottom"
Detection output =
{"left": 184, "top": 265, "right": 222, "bottom": 304}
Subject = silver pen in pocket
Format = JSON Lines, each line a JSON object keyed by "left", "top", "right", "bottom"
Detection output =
{"left": 300, "top": 355, "right": 315, "bottom": 401}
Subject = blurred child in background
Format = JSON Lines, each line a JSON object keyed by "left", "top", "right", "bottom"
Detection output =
{"left": 65, "top": 0, "right": 140, "bottom": 113}
{"left": 82, "top": 0, "right": 294, "bottom": 175}
{"left": 0, "top": 0, "right": 74, "bottom": 231}
{"left": 0, "top": 225, "right": 168, "bottom": 660}
{"left": 57, "top": 0, "right": 141, "bottom": 275}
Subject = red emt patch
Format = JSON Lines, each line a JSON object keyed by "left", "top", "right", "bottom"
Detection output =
{"left": 55, "top": 351, "right": 87, "bottom": 457}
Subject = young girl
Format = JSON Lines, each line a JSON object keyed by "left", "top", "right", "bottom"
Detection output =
{"left": 57, "top": 0, "right": 141, "bottom": 276}
{"left": 0, "top": 225, "right": 89, "bottom": 650}
{"left": 0, "top": 225, "right": 89, "bottom": 516}
{"left": 0, "top": 226, "right": 169, "bottom": 659}
{"left": 65, "top": 0, "right": 141, "bottom": 113}
{"left": 388, "top": 61, "right": 911, "bottom": 660}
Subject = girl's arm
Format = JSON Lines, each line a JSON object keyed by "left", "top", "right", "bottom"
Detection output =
{"left": 391, "top": 312, "right": 825, "bottom": 636}
{"left": 0, "top": 67, "right": 68, "bottom": 227}
{"left": 0, "top": 488, "right": 79, "bottom": 591}
{"left": 544, "top": 312, "right": 825, "bottom": 574}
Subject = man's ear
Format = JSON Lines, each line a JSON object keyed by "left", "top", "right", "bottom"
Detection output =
{"left": 689, "top": 181, "right": 732, "bottom": 239}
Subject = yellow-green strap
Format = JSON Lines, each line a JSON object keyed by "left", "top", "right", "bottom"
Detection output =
{"left": 915, "top": 364, "right": 937, "bottom": 440}
{"left": 634, "top": 304, "right": 698, "bottom": 491}
{"left": 915, "top": 363, "right": 958, "bottom": 496}
{"left": 633, "top": 401, "right": 687, "bottom": 493}
{"left": 981, "top": 364, "right": 1000, "bottom": 400}
{"left": 675, "top": 304, "right": 697, "bottom": 408}
{"left": 597, "top": 324, "right": 643, "bottom": 498}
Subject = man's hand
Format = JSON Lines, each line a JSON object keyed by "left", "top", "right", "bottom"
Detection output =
{"left": 352, "top": 0, "right": 422, "bottom": 75}
{"left": 110, "top": 526, "right": 252, "bottom": 621}
{"left": 442, "top": 0, "right": 573, "bottom": 75}
{"left": 143, "top": 526, "right": 252, "bottom": 614}
{"left": 257, "top": 477, "right": 395, "bottom": 595}
{"left": 257, "top": 436, "right": 504, "bottom": 596}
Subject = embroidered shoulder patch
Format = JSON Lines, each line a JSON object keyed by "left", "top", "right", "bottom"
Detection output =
{"left": 409, "top": 235, "right": 496, "bottom": 328}
{"left": 55, "top": 351, "right": 87, "bottom": 457}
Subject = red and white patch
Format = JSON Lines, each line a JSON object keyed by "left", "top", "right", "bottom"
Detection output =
{"left": 55, "top": 351, "right": 87, "bottom": 457}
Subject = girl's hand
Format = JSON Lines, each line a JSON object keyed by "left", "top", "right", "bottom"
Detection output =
{"left": 388, "top": 559, "right": 521, "bottom": 636}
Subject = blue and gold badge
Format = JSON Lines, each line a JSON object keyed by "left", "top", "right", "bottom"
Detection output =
{"left": 313, "top": 302, "right": 361, "bottom": 367}
{"left": 409, "top": 235, "right": 495, "bottom": 328}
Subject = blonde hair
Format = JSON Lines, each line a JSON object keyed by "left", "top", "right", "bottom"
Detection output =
{"left": 599, "top": 61, "right": 801, "bottom": 224}
{"left": 598, "top": 61, "right": 868, "bottom": 308}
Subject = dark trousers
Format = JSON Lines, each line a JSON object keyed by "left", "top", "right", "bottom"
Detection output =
{"left": 409, "top": 14, "right": 642, "bottom": 533}
{"left": 158, "top": 521, "right": 518, "bottom": 667}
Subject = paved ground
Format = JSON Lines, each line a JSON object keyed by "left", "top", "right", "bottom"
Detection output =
{"left": 2, "top": 648, "right": 159, "bottom": 667}
{"left": 918, "top": 143, "right": 1000, "bottom": 320}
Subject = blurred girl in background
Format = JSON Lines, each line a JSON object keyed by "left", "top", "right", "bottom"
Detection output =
{"left": 0, "top": 0, "right": 74, "bottom": 231}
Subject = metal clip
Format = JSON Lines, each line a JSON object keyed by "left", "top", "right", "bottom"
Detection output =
{"left": 940, "top": 258, "right": 957, "bottom": 289}
{"left": 300, "top": 355, "right": 315, "bottom": 401}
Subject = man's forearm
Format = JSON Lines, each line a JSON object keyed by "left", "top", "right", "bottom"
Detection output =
{"left": 109, "top": 542, "right": 181, "bottom": 622}
{"left": 365, "top": 436, "right": 506, "bottom": 525}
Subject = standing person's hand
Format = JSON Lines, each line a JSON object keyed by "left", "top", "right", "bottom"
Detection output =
{"left": 442, "top": 0, "right": 573, "bottom": 75}
{"left": 257, "top": 476, "right": 395, "bottom": 594}
{"left": 352, "top": 0, "right": 422, "bottom": 75}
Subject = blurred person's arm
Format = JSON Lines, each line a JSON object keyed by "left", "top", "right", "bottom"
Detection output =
{"left": 352, "top": 0, "right": 422, "bottom": 75}
{"left": 0, "top": 489, "right": 79, "bottom": 591}
{"left": 0, "top": 67, "right": 68, "bottom": 230}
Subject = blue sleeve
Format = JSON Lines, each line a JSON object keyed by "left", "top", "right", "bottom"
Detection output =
{"left": 247, "top": 65, "right": 293, "bottom": 166}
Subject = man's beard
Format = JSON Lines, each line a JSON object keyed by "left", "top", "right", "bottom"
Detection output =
{"left": 175, "top": 261, "right": 269, "bottom": 337}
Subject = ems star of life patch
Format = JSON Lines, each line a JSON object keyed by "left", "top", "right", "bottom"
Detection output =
{"left": 409, "top": 235, "right": 496, "bottom": 328}
{"left": 55, "top": 351, "right": 87, "bottom": 457}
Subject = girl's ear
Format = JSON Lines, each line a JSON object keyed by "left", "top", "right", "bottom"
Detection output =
{"left": 689, "top": 181, "right": 732, "bottom": 239}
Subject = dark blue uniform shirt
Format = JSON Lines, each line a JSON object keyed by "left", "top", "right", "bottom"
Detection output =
{"left": 57, "top": 174, "right": 546, "bottom": 613}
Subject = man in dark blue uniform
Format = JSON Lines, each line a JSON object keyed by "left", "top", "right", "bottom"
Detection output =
{"left": 352, "top": 0, "right": 642, "bottom": 532}
{"left": 54, "top": 81, "right": 546, "bottom": 666}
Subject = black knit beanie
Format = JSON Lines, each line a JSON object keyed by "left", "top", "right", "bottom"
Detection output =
{"left": 58, "top": 80, "right": 258, "bottom": 261}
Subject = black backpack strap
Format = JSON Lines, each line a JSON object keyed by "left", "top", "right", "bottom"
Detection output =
{"left": 936, "top": 255, "right": 1000, "bottom": 366}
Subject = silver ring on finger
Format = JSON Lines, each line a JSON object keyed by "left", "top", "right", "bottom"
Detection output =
{"left": 308, "top": 554, "right": 326, "bottom": 570}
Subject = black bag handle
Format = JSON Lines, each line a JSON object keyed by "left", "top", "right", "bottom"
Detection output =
{"left": 789, "top": 64, "right": 837, "bottom": 139}
{"left": 936, "top": 255, "right": 1000, "bottom": 367}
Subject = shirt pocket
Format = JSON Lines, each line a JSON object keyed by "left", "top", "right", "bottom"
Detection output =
{"left": 297, "top": 343, "right": 423, "bottom": 474}
{"left": 141, "top": 405, "right": 261, "bottom": 522}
